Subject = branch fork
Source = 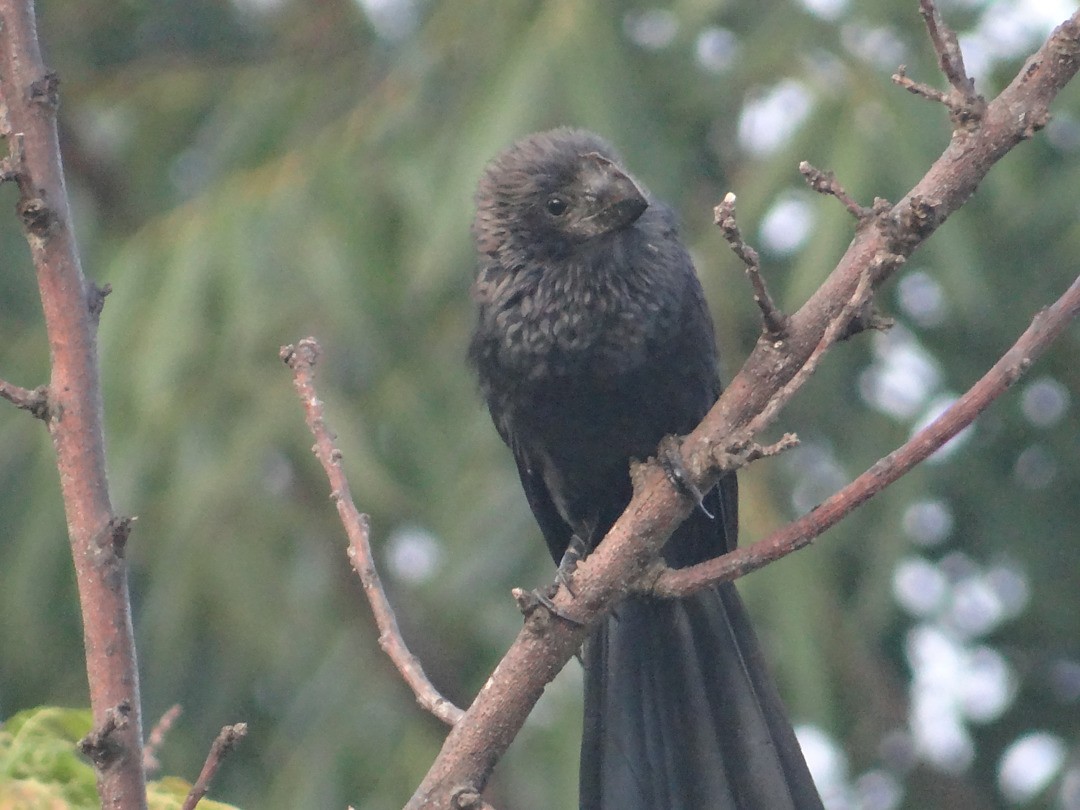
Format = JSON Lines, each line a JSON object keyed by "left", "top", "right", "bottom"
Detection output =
{"left": 893, "top": 0, "right": 987, "bottom": 126}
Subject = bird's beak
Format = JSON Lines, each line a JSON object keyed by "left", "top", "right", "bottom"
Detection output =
{"left": 582, "top": 153, "right": 649, "bottom": 233}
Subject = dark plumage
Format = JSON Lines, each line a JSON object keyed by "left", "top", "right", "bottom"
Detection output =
{"left": 469, "top": 128, "right": 822, "bottom": 810}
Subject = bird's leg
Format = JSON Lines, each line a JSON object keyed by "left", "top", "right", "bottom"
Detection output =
{"left": 526, "top": 520, "right": 594, "bottom": 624}
{"left": 657, "top": 435, "right": 715, "bottom": 519}
{"left": 554, "top": 531, "right": 589, "bottom": 596}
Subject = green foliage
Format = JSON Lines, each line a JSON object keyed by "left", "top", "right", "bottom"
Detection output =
{"left": 0, "top": 707, "right": 98, "bottom": 809}
{"left": 0, "top": 707, "right": 237, "bottom": 809}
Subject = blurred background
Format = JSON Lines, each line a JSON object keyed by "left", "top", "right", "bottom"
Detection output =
{"left": 1, "top": 0, "right": 1078, "bottom": 807}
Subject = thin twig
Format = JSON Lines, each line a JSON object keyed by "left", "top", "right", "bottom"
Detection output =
{"left": 653, "top": 273, "right": 1080, "bottom": 598}
{"left": 746, "top": 268, "right": 875, "bottom": 438}
{"left": 714, "top": 192, "right": 788, "bottom": 337}
{"left": 893, "top": 1, "right": 987, "bottom": 124}
{"left": 143, "top": 704, "right": 183, "bottom": 774}
{"left": 799, "top": 162, "right": 870, "bottom": 220}
{"left": 919, "top": 0, "right": 973, "bottom": 96}
{"left": 0, "top": 378, "right": 48, "bottom": 419}
{"left": 893, "top": 65, "right": 949, "bottom": 104}
{"left": 707, "top": 433, "right": 802, "bottom": 483}
{"left": 180, "top": 723, "right": 248, "bottom": 810}
{"left": 281, "top": 338, "right": 464, "bottom": 727}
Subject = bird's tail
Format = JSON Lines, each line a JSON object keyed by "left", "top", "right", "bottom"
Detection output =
{"left": 580, "top": 584, "right": 823, "bottom": 810}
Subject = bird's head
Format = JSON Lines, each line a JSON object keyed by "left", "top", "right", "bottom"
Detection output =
{"left": 473, "top": 128, "right": 649, "bottom": 264}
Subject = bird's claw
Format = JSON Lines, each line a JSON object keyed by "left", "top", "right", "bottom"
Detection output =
{"left": 658, "top": 437, "right": 714, "bottom": 519}
{"left": 517, "top": 586, "right": 585, "bottom": 626}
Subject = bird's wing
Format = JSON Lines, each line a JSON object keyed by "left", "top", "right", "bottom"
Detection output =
{"left": 485, "top": 397, "right": 576, "bottom": 563}
{"left": 506, "top": 431, "right": 576, "bottom": 565}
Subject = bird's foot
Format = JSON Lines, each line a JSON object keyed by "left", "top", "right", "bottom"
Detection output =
{"left": 658, "top": 435, "right": 714, "bottom": 519}
{"left": 514, "top": 586, "right": 585, "bottom": 627}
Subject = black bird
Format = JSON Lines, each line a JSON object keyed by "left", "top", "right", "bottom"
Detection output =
{"left": 469, "top": 128, "right": 823, "bottom": 810}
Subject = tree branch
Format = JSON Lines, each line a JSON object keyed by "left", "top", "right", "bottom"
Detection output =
{"left": 680, "top": 6, "right": 1080, "bottom": 484}
{"left": 0, "top": 377, "right": 48, "bottom": 419}
{"left": 653, "top": 273, "right": 1080, "bottom": 597}
{"left": 799, "top": 161, "right": 871, "bottom": 221}
{"left": 0, "top": 1, "right": 147, "bottom": 806}
{"left": 746, "top": 267, "right": 874, "bottom": 439}
{"left": 402, "top": 8, "right": 1080, "bottom": 808}
{"left": 918, "top": 0, "right": 979, "bottom": 106}
{"left": 282, "top": 338, "right": 464, "bottom": 727}
{"left": 893, "top": 0, "right": 987, "bottom": 126}
{"left": 714, "top": 192, "right": 788, "bottom": 338}
{"left": 143, "top": 704, "right": 183, "bottom": 775}
{"left": 180, "top": 723, "right": 248, "bottom": 810}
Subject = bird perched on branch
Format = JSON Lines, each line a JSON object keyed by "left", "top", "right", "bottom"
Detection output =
{"left": 469, "top": 128, "right": 822, "bottom": 810}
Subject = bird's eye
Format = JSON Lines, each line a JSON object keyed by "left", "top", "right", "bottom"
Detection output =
{"left": 545, "top": 197, "right": 569, "bottom": 216}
